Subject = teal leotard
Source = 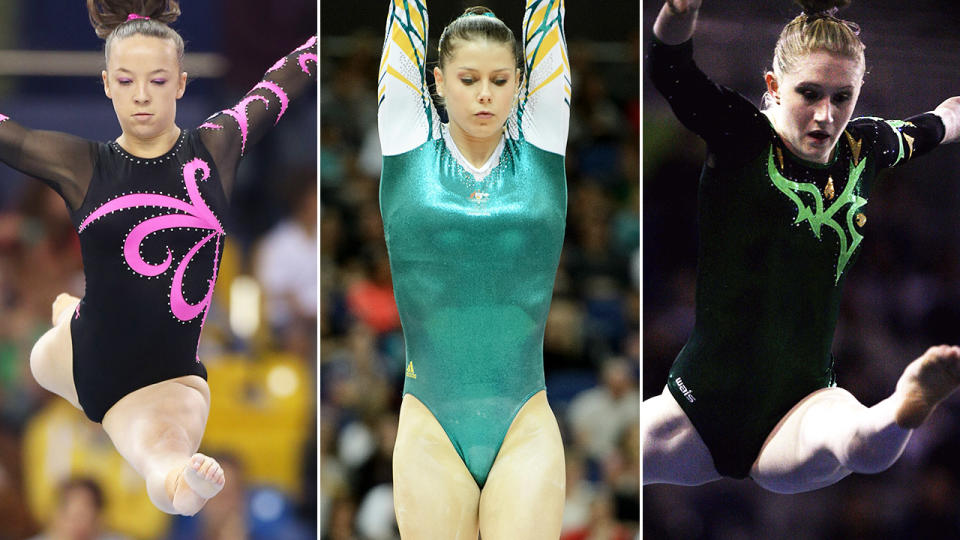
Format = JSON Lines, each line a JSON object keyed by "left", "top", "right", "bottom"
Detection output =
{"left": 377, "top": 0, "right": 570, "bottom": 487}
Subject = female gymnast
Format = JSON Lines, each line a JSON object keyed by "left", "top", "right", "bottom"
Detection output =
{"left": 11, "top": 0, "right": 315, "bottom": 516}
{"left": 377, "top": 1, "right": 570, "bottom": 537}
{"left": 643, "top": 0, "right": 960, "bottom": 493}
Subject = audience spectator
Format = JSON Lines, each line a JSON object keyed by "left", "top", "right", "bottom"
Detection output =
{"left": 27, "top": 477, "right": 129, "bottom": 540}
{"left": 568, "top": 358, "right": 640, "bottom": 464}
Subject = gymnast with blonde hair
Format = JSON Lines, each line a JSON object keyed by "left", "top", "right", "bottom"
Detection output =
{"left": 644, "top": 0, "right": 960, "bottom": 493}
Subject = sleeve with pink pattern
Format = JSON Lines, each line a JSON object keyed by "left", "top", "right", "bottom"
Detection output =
{"left": 198, "top": 36, "right": 317, "bottom": 195}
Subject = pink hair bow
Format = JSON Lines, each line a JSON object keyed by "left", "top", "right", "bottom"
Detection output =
{"left": 127, "top": 14, "right": 150, "bottom": 21}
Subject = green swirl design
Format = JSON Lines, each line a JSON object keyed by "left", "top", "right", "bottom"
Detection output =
{"left": 767, "top": 147, "right": 867, "bottom": 284}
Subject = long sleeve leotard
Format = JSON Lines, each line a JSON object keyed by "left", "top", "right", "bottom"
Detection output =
{"left": 648, "top": 37, "right": 946, "bottom": 478}
{"left": 0, "top": 36, "right": 316, "bottom": 423}
{"left": 378, "top": 0, "right": 570, "bottom": 487}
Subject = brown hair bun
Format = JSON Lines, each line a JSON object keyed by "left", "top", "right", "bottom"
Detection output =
{"left": 462, "top": 6, "right": 496, "bottom": 17}
{"left": 87, "top": 0, "right": 181, "bottom": 40}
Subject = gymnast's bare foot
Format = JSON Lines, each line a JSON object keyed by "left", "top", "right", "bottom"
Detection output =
{"left": 168, "top": 453, "right": 225, "bottom": 516}
{"left": 51, "top": 293, "right": 80, "bottom": 325}
{"left": 895, "top": 345, "right": 960, "bottom": 429}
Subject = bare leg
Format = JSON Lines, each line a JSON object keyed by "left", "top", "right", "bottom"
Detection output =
{"left": 751, "top": 346, "right": 960, "bottom": 494}
{"left": 642, "top": 385, "right": 721, "bottom": 486}
{"left": 101, "top": 376, "right": 224, "bottom": 516}
{"left": 30, "top": 293, "right": 223, "bottom": 515}
{"left": 478, "top": 390, "right": 565, "bottom": 540}
{"left": 392, "top": 394, "right": 480, "bottom": 540}
{"left": 29, "top": 293, "right": 82, "bottom": 410}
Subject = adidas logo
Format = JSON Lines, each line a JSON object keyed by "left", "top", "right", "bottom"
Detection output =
{"left": 405, "top": 361, "right": 417, "bottom": 379}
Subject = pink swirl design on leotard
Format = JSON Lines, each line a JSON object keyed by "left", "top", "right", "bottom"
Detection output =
{"left": 202, "top": 82, "right": 290, "bottom": 155}
{"left": 79, "top": 158, "right": 225, "bottom": 323}
{"left": 0, "top": 114, "right": 8, "bottom": 124}
{"left": 266, "top": 57, "right": 287, "bottom": 74}
{"left": 220, "top": 94, "right": 270, "bottom": 155}
{"left": 267, "top": 37, "right": 315, "bottom": 75}
{"left": 295, "top": 36, "right": 316, "bottom": 53}
{"left": 297, "top": 53, "right": 317, "bottom": 75}
{"left": 200, "top": 39, "right": 311, "bottom": 150}
{"left": 253, "top": 81, "right": 289, "bottom": 124}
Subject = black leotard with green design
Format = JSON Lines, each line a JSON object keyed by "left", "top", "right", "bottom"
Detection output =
{"left": 649, "top": 37, "right": 946, "bottom": 478}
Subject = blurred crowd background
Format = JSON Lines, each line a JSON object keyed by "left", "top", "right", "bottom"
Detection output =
{"left": 644, "top": 1, "right": 960, "bottom": 538}
{"left": 320, "top": 1, "right": 639, "bottom": 539}
{"left": 0, "top": 1, "right": 317, "bottom": 538}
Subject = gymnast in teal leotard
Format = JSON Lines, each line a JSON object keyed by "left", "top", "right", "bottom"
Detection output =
{"left": 378, "top": 1, "right": 570, "bottom": 538}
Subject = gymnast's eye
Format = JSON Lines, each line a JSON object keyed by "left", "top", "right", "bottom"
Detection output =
{"left": 832, "top": 92, "right": 852, "bottom": 104}
{"left": 118, "top": 78, "right": 133, "bottom": 85}
{"left": 797, "top": 87, "right": 819, "bottom": 102}
{"left": 460, "top": 77, "right": 474, "bottom": 84}
{"left": 151, "top": 79, "right": 168, "bottom": 85}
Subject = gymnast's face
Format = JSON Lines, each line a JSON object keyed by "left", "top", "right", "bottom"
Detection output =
{"left": 765, "top": 50, "right": 863, "bottom": 164}
{"left": 102, "top": 35, "right": 187, "bottom": 142}
{"left": 434, "top": 39, "right": 520, "bottom": 147}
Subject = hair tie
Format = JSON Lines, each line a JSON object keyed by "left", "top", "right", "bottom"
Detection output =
{"left": 458, "top": 11, "right": 497, "bottom": 20}
{"left": 804, "top": 8, "right": 860, "bottom": 36}
{"left": 127, "top": 14, "right": 150, "bottom": 21}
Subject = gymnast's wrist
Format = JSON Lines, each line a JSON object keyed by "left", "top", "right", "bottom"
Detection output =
{"left": 666, "top": 1, "right": 695, "bottom": 16}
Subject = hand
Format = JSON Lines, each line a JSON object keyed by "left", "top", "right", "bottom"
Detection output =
{"left": 655, "top": 0, "right": 701, "bottom": 44}
{"left": 666, "top": 0, "right": 702, "bottom": 15}
{"left": 933, "top": 96, "right": 960, "bottom": 144}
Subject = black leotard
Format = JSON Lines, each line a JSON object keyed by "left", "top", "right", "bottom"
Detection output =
{"left": 0, "top": 37, "right": 316, "bottom": 422}
{"left": 648, "top": 37, "right": 945, "bottom": 478}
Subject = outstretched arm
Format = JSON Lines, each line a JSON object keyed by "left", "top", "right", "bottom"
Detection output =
{"left": 933, "top": 96, "right": 960, "bottom": 144}
{"left": 647, "top": 0, "right": 769, "bottom": 166}
{"left": 517, "top": 0, "right": 570, "bottom": 155}
{"left": 0, "top": 115, "right": 97, "bottom": 210}
{"left": 377, "top": 0, "right": 437, "bottom": 156}
{"left": 198, "top": 36, "right": 317, "bottom": 196}
{"left": 653, "top": 0, "right": 702, "bottom": 45}
{"left": 855, "top": 112, "right": 946, "bottom": 170}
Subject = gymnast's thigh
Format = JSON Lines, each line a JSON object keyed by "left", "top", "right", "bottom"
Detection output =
{"left": 478, "top": 390, "right": 565, "bottom": 540}
{"left": 29, "top": 303, "right": 81, "bottom": 410}
{"left": 393, "top": 393, "right": 480, "bottom": 540}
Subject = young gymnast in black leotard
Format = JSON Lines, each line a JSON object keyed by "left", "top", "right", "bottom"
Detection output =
{"left": 11, "top": 0, "right": 315, "bottom": 515}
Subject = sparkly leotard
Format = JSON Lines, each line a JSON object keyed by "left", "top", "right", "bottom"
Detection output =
{"left": 378, "top": 1, "right": 570, "bottom": 487}
{"left": 0, "top": 36, "right": 316, "bottom": 422}
{"left": 648, "top": 37, "right": 946, "bottom": 478}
